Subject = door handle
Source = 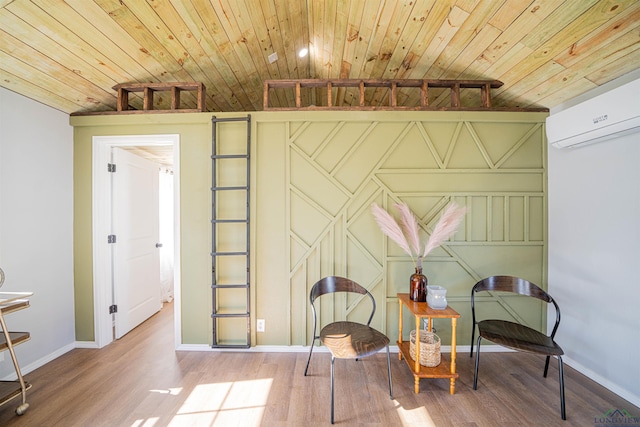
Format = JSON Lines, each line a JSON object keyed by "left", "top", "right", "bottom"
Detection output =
{"left": 156, "top": 243, "right": 163, "bottom": 248}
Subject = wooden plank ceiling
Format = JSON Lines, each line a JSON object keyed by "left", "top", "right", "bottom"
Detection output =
{"left": 1, "top": 0, "right": 639, "bottom": 115}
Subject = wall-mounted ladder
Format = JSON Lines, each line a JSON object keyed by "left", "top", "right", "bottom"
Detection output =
{"left": 211, "top": 115, "right": 251, "bottom": 348}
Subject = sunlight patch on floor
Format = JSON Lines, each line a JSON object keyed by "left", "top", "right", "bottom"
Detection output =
{"left": 149, "top": 387, "right": 182, "bottom": 395}
{"left": 167, "top": 378, "right": 273, "bottom": 426}
{"left": 131, "top": 417, "right": 160, "bottom": 427}
{"left": 396, "top": 404, "right": 437, "bottom": 426}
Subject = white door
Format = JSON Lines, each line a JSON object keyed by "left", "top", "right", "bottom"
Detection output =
{"left": 112, "top": 147, "right": 161, "bottom": 339}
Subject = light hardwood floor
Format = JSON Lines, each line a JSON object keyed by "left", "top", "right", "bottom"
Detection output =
{"left": 1, "top": 303, "right": 637, "bottom": 426}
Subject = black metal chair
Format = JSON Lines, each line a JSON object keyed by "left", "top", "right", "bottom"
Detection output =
{"left": 470, "top": 275, "right": 566, "bottom": 420}
{"left": 304, "top": 276, "right": 393, "bottom": 424}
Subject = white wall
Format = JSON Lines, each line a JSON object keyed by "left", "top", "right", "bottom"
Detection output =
{"left": 0, "top": 87, "right": 75, "bottom": 378}
{"left": 548, "top": 78, "right": 640, "bottom": 406}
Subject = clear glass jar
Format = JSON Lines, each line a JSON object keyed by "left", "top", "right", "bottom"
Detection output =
{"left": 426, "top": 285, "right": 447, "bottom": 310}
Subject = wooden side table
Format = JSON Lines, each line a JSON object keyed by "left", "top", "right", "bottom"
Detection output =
{"left": 397, "top": 293, "right": 460, "bottom": 394}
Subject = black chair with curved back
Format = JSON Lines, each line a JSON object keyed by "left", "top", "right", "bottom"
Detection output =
{"left": 304, "top": 276, "right": 393, "bottom": 424}
{"left": 470, "top": 275, "right": 566, "bottom": 420}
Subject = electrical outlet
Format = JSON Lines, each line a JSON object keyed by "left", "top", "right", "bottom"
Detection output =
{"left": 256, "top": 319, "right": 265, "bottom": 332}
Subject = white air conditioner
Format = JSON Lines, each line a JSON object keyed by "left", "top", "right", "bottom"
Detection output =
{"left": 546, "top": 78, "right": 640, "bottom": 149}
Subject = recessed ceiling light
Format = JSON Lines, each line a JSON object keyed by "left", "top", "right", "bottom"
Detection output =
{"left": 298, "top": 47, "right": 309, "bottom": 58}
{"left": 268, "top": 52, "right": 278, "bottom": 63}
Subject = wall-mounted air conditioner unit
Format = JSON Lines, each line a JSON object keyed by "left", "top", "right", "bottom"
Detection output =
{"left": 546, "top": 78, "right": 640, "bottom": 149}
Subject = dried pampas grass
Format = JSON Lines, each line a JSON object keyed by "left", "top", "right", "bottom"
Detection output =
{"left": 422, "top": 203, "right": 467, "bottom": 258}
{"left": 396, "top": 203, "right": 421, "bottom": 256}
{"left": 371, "top": 201, "right": 467, "bottom": 267}
{"left": 371, "top": 202, "right": 413, "bottom": 256}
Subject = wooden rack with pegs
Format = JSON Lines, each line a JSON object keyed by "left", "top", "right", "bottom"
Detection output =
{"left": 263, "top": 78, "right": 516, "bottom": 111}
{"left": 112, "top": 82, "right": 206, "bottom": 114}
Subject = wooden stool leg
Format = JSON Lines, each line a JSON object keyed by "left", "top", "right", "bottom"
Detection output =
{"left": 398, "top": 299, "right": 403, "bottom": 360}
{"left": 450, "top": 317, "right": 457, "bottom": 394}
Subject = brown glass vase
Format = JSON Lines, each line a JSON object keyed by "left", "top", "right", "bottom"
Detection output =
{"left": 410, "top": 267, "right": 427, "bottom": 302}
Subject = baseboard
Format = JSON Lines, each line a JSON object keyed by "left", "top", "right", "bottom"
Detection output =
{"left": 75, "top": 341, "right": 99, "bottom": 349}
{"left": 1, "top": 342, "right": 76, "bottom": 381}
{"left": 175, "top": 344, "right": 514, "bottom": 354}
{"left": 563, "top": 355, "right": 640, "bottom": 408}
{"left": 175, "top": 344, "right": 371, "bottom": 353}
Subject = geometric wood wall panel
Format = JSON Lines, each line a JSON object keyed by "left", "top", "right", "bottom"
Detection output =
{"left": 284, "top": 115, "right": 547, "bottom": 346}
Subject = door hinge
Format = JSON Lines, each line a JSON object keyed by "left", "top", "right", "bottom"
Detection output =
{"left": 108, "top": 234, "right": 116, "bottom": 244}
{"left": 108, "top": 163, "right": 116, "bottom": 173}
{"left": 109, "top": 304, "right": 118, "bottom": 314}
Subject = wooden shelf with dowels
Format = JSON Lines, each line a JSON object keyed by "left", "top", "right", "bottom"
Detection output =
{"left": 263, "top": 78, "right": 547, "bottom": 111}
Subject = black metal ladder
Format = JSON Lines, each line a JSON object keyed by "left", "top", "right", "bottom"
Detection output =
{"left": 211, "top": 115, "right": 251, "bottom": 348}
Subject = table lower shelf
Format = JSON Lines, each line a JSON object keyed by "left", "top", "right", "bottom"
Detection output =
{"left": 0, "top": 332, "right": 30, "bottom": 350}
{"left": 397, "top": 341, "right": 459, "bottom": 379}
{"left": 398, "top": 340, "right": 459, "bottom": 394}
{"left": 0, "top": 381, "right": 31, "bottom": 407}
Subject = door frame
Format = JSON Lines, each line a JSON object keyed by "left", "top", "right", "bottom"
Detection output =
{"left": 92, "top": 134, "right": 181, "bottom": 348}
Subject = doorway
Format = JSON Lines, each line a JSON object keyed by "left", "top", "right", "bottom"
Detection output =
{"left": 92, "top": 134, "right": 181, "bottom": 349}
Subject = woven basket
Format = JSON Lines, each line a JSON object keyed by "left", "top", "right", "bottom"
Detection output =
{"left": 409, "top": 330, "right": 441, "bottom": 367}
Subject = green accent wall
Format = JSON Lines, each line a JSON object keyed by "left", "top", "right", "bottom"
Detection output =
{"left": 72, "top": 113, "right": 213, "bottom": 343}
{"left": 72, "top": 110, "right": 548, "bottom": 347}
